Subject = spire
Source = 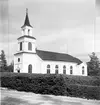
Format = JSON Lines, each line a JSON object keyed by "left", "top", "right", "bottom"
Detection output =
{"left": 21, "top": 8, "right": 32, "bottom": 28}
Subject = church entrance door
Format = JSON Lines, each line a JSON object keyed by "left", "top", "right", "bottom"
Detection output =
{"left": 28, "top": 64, "right": 32, "bottom": 73}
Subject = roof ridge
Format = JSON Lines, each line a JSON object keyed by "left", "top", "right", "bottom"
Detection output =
{"left": 37, "top": 49, "right": 71, "bottom": 55}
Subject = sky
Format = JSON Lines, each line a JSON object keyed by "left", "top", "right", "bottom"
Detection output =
{"left": 0, "top": 0, "right": 100, "bottom": 64}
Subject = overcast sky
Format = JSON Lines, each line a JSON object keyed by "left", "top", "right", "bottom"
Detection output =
{"left": 0, "top": 0, "right": 100, "bottom": 64}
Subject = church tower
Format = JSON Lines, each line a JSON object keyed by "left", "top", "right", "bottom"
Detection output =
{"left": 14, "top": 9, "right": 37, "bottom": 73}
{"left": 17, "top": 8, "right": 36, "bottom": 53}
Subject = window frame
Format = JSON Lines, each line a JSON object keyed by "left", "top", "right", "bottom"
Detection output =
{"left": 20, "top": 42, "right": 22, "bottom": 51}
{"left": 63, "top": 65, "right": 66, "bottom": 74}
{"left": 70, "top": 66, "right": 73, "bottom": 74}
{"left": 47, "top": 64, "right": 50, "bottom": 74}
{"left": 82, "top": 66, "right": 85, "bottom": 75}
{"left": 28, "top": 42, "right": 32, "bottom": 51}
{"left": 28, "top": 64, "right": 32, "bottom": 73}
{"left": 55, "top": 65, "right": 59, "bottom": 74}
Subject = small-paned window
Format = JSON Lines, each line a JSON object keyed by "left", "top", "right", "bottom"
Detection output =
{"left": 63, "top": 65, "right": 66, "bottom": 74}
{"left": 82, "top": 66, "right": 85, "bottom": 74}
{"left": 55, "top": 65, "right": 59, "bottom": 74}
{"left": 47, "top": 64, "right": 50, "bottom": 74}
{"left": 20, "top": 42, "right": 22, "bottom": 51}
{"left": 28, "top": 42, "right": 32, "bottom": 51}
{"left": 18, "top": 58, "right": 20, "bottom": 62}
{"left": 70, "top": 66, "right": 73, "bottom": 74}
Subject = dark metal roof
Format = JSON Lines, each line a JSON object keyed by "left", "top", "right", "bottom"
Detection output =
{"left": 21, "top": 9, "right": 32, "bottom": 28}
{"left": 36, "top": 50, "right": 82, "bottom": 64}
{"left": 17, "top": 35, "right": 36, "bottom": 40}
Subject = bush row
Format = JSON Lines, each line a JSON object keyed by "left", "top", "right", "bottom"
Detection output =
{"left": 1, "top": 73, "right": 100, "bottom": 100}
{"left": 63, "top": 75, "right": 100, "bottom": 86}
{"left": 1, "top": 72, "right": 100, "bottom": 86}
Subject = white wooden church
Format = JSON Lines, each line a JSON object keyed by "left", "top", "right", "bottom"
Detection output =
{"left": 14, "top": 9, "right": 87, "bottom": 76}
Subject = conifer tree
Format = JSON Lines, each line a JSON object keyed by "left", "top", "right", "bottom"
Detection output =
{"left": 0, "top": 50, "right": 7, "bottom": 72}
{"left": 87, "top": 52, "right": 100, "bottom": 76}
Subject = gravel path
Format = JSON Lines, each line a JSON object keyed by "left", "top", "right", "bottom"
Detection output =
{"left": 1, "top": 87, "right": 100, "bottom": 105}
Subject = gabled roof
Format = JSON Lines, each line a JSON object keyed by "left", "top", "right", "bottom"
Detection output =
{"left": 21, "top": 8, "right": 32, "bottom": 28}
{"left": 36, "top": 50, "right": 82, "bottom": 64}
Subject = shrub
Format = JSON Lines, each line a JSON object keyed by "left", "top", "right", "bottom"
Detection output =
{"left": 66, "top": 84, "right": 100, "bottom": 100}
{"left": 0, "top": 72, "right": 100, "bottom": 100}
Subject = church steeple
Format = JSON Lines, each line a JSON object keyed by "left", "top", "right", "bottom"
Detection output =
{"left": 21, "top": 8, "right": 32, "bottom": 28}
{"left": 21, "top": 8, "right": 33, "bottom": 36}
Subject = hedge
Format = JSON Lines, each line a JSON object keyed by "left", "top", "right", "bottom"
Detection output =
{"left": 0, "top": 72, "right": 100, "bottom": 100}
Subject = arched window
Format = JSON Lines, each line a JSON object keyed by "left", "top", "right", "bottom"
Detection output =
{"left": 55, "top": 65, "right": 59, "bottom": 74}
{"left": 47, "top": 64, "right": 50, "bottom": 74}
{"left": 28, "top": 64, "right": 32, "bottom": 73}
{"left": 63, "top": 65, "right": 66, "bottom": 74}
{"left": 20, "top": 42, "right": 22, "bottom": 51}
{"left": 70, "top": 66, "right": 73, "bottom": 74}
{"left": 82, "top": 66, "right": 85, "bottom": 75}
{"left": 47, "top": 64, "right": 50, "bottom": 68}
{"left": 28, "top": 42, "right": 32, "bottom": 51}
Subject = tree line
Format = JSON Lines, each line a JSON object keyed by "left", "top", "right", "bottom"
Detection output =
{"left": 0, "top": 50, "right": 100, "bottom": 76}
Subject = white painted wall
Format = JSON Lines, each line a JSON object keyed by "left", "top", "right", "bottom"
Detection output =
{"left": 41, "top": 60, "right": 87, "bottom": 76}
{"left": 22, "top": 53, "right": 42, "bottom": 73}
{"left": 77, "top": 62, "right": 87, "bottom": 76}
{"left": 14, "top": 53, "right": 23, "bottom": 73}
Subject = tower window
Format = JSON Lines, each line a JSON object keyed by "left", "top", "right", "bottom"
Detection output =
{"left": 18, "top": 58, "right": 20, "bottom": 62}
{"left": 47, "top": 64, "right": 50, "bottom": 74}
{"left": 55, "top": 65, "right": 59, "bottom": 74}
{"left": 28, "top": 42, "right": 32, "bottom": 50}
{"left": 20, "top": 42, "right": 22, "bottom": 51}
{"left": 23, "top": 29, "right": 24, "bottom": 32}
{"left": 63, "top": 65, "right": 66, "bottom": 74}
{"left": 28, "top": 29, "right": 30, "bottom": 35}
{"left": 70, "top": 66, "right": 73, "bottom": 74}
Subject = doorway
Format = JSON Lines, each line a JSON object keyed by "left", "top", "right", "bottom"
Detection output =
{"left": 28, "top": 64, "right": 32, "bottom": 73}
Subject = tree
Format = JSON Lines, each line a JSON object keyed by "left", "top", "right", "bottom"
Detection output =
{"left": 87, "top": 52, "right": 100, "bottom": 76}
{"left": 0, "top": 50, "right": 7, "bottom": 72}
{"left": 7, "top": 60, "right": 14, "bottom": 72}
